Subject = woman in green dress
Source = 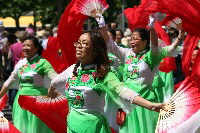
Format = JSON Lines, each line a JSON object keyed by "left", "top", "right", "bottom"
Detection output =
{"left": 96, "top": 14, "right": 184, "bottom": 133}
{"left": 0, "top": 36, "right": 57, "bottom": 133}
{"left": 48, "top": 29, "right": 166, "bottom": 133}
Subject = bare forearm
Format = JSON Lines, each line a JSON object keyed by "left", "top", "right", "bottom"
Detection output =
{"left": 150, "top": 28, "right": 158, "bottom": 46}
{"left": 171, "top": 37, "right": 182, "bottom": 50}
{"left": 99, "top": 26, "right": 110, "bottom": 44}
{"left": 0, "top": 85, "right": 9, "bottom": 98}
{"left": 132, "top": 96, "right": 154, "bottom": 110}
{"left": 170, "top": 30, "right": 185, "bottom": 50}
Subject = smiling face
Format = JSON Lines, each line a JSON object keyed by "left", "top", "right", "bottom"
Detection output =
{"left": 75, "top": 33, "right": 97, "bottom": 65}
{"left": 116, "top": 30, "right": 123, "bottom": 43}
{"left": 130, "top": 31, "right": 147, "bottom": 54}
{"left": 23, "top": 40, "right": 39, "bottom": 59}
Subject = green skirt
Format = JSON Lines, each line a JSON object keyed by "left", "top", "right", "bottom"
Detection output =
{"left": 67, "top": 109, "right": 111, "bottom": 133}
{"left": 120, "top": 80, "right": 159, "bottom": 133}
{"left": 120, "top": 106, "right": 158, "bottom": 133}
{"left": 12, "top": 87, "right": 54, "bottom": 133}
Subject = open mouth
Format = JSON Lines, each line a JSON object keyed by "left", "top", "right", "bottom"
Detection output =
{"left": 76, "top": 50, "right": 82, "bottom": 54}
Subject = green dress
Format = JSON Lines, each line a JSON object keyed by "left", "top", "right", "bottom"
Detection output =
{"left": 4, "top": 55, "right": 56, "bottom": 133}
{"left": 106, "top": 39, "right": 174, "bottom": 133}
{"left": 51, "top": 64, "right": 139, "bottom": 133}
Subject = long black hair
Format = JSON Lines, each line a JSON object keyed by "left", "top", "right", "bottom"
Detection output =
{"left": 133, "top": 28, "right": 150, "bottom": 51}
{"left": 24, "top": 36, "right": 43, "bottom": 56}
{"left": 73, "top": 29, "right": 110, "bottom": 79}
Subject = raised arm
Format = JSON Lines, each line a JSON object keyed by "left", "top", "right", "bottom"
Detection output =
{"left": 168, "top": 29, "right": 185, "bottom": 51}
{"left": 148, "top": 13, "right": 159, "bottom": 46}
{"left": 95, "top": 14, "right": 129, "bottom": 60}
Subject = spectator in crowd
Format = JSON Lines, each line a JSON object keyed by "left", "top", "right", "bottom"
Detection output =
{"left": 121, "top": 28, "right": 132, "bottom": 48}
{"left": 110, "top": 22, "right": 117, "bottom": 30}
{"left": 0, "top": 21, "right": 5, "bottom": 39}
{"left": 115, "top": 29, "right": 124, "bottom": 44}
{"left": 41, "top": 30, "right": 50, "bottom": 50}
{"left": 52, "top": 26, "right": 58, "bottom": 37}
{"left": 25, "top": 23, "right": 34, "bottom": 36}
{"left": 0, "top": 31, "right": 8, "bottom": 51}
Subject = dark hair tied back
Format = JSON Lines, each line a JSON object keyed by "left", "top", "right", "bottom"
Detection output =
{"left": 24, "top": 36, "right": 43, "bottom": 56}
{"left": 134, "top": 28, "right": 150, "bottom": 51}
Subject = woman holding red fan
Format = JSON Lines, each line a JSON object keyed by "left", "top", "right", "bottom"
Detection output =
{"left": 48, "top": 28, "right": 167, "bottom": 133}
{"left": 95, "top": 14, "right": 184, "bottom": 133}
{"left": 0, "top": 36, "right": 57, "bottom": 133}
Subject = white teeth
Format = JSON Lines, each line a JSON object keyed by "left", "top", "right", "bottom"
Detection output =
{"left": 76, "top": 51, "right": 82, "bottom": 54}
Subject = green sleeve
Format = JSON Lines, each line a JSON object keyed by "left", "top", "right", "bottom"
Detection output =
{"left": 41, "top": 59, "right": 57, "bottom": 79}
{"left": 144, "top": 46, "right": 169, "bottom": 71}
{"left": 99, "top": 72, "right": 137, "bottom": 114}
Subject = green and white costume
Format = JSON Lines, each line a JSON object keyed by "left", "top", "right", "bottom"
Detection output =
{"left": 106, "top": 52, "right": 124, "bottom": 132}
{"left": 107, "top": 39, "right": 177, "bottom": 133}
{"left": 51, "top": 64, "right": 139, "bottom": 133}
{"left": 4, "top": 54, "right": 57, "bottom": 133}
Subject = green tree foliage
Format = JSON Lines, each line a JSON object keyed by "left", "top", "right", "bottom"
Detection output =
{"left": 0, "top": 0, "right": 31, "bottom": 29}
{"left": 104, "top": 0, "right": 140, "bottom": 23}
{"left": 0, "top": 0, "right": 140, "bottom": 28}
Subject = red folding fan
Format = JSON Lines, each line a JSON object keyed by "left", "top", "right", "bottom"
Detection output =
{"left": 18, "top": 95, "right": 68, "bottom": 133}
{"left": 42, "top": 36, "right": 68, "bottom": 74}
{"left": 0, "top": 95, "right": 8, "bottom": 111}
{"left": 165, "top": 17, "right": 182, "bottom": 30}
{"left": 155, "top": 76, "right": 200, "bottom": 133}
{"left": 76, "top": 0, "right": 109, "bottom": 17}
{"left": 0, "top": 117, "right": 21, "bottom": 133}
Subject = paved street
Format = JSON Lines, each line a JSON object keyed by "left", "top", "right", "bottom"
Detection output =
{"left": 2, "top": 103, "right": 13, "bottom": 123}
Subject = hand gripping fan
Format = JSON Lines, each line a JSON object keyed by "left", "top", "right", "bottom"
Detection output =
{"left": 0, "top": 117, "right": 21, "bottom": 133}
{"left": 0, "top": 95, "right": 8, "bottom": 111}
{"left": 76, "top": 0, "right": 109, "bottom": 17}
{"left": 166, "top": 17, "right": 182, "bottom": 30}
{"left": 155, "top": 76, "right": 200, "bottom": 133}
{"left": 18, "top": 95, "right": 69, "bottom": 133}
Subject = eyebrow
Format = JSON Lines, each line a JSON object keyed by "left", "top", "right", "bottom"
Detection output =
{"left": 78, "top": 39, "right": 87, "bottom": 42}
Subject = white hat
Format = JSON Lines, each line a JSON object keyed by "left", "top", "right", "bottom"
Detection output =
{"left": 0, "top": 21, "right": 4, "bottom": 27}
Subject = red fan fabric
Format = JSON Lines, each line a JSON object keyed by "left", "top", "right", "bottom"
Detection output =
{"left": 124, "top": 0, "right": 168, "bottom": 31}
{"left": 0, "top": 94, "right": 8, "bottom": 111}
{"left": 127, "top": 0, "right": 200, "bottom": 37}
{"left": 191, "top": 50, "right": 200, "bottom": 78}
{"left": 18, "top": 95, "right": 69, "bottom": 133}
{"left": 156, "top": 75, "right": 200, "bottom": 133}
{"left": 124, "top": 6, "right": 149, "bottom": 31}
{"left": 57, "top": 0, "right": 88, "bottom": 66}
{"left": 0, "top": 118, "right": 21, "bottom": 133}
{"left": 149, "top": 0, "right": 200, "bottom": 37}
{"left": 182, "top": 35, "right": 199, "bottom": 76}
{"left": 176, "top": 76, "right": 200, "bottom": 122}
{"left": 110, "top": 127, "right": 116, "bottom": 133}
{"left": 154, "top": 21, "right": 176, "bottom": 73}
{"left": 42, "top": 36, "right": 68, "bottom": 74}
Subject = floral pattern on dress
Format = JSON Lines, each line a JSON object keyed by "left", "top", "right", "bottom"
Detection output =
{"left": 68, "top": 90, "right": 84, "bottom": 108}
{"left": 126, "top": 59, "right": 132, "bottom": 64}
{"left": 92, "top": 72, "right": 97, "bottom": 78}
{"left": 30, "top": 64, "right": 36, "bottom": 68}
{"left": 19, "top": 70, "right": 24, "bottom": 74}
{"left": 81, "top": 74, "right": 90, "bottom": 82}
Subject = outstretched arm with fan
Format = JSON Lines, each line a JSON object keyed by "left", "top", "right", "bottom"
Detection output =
{"left": 155, "top": 76, "right": 200, "bottom": 133}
